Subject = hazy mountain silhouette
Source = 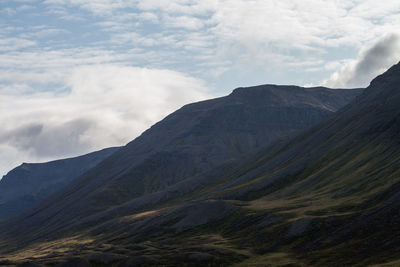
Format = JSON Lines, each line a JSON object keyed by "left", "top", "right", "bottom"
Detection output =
{"left": 0, "top": 147, "right": 119, "bottom": 221}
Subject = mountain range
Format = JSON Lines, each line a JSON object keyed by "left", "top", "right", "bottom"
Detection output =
{"left": 0, "top": 85, "right": 360, "bottom": 223}
{"left": 0, "top": 62, "right": 399, "bottom": 267}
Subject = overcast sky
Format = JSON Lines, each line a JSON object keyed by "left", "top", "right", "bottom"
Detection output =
{"left": 1, "top": 0, "right": 400, "bottom": 176}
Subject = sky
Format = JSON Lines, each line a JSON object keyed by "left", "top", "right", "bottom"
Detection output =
{"left": 1, "top": 0, "right": 400, "bottom": 176}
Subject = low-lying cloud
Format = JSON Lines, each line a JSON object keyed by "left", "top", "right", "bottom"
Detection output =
{"left": 0, "top": 65, "right": 211, "bottom": 176}
{"left": 323, "top": 33, "right": 400, "bottom": 88}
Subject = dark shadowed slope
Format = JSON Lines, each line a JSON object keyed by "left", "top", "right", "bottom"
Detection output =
{"left": 0, "top": 147, "right": 119, "bottom": 221}
{"left": 212, "top": 62, "right": 400, "bottom": 202}
{"left": 197, "top": 62, "right": 400, "bottom": 265}
{"left": 0, "top": 85, "right": 366, "bottom": 266}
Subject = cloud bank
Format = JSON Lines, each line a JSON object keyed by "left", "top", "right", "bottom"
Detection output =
{"left": 35, "top": 0, "right": 400, "bottom": 84}
{"left": 0, "top": 65, "right": 210, "bottom": 176}
{"left": 323, "top": 33, "right": 400, "bottom": 88}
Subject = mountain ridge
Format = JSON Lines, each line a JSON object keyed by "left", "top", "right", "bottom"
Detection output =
{"left": 0, "top": 85, "right": 362, "bottom": 237}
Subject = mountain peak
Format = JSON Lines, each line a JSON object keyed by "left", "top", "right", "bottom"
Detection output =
{"left": 229, "top": 84, "right": 362, "bottom": 111}
{"left": 369, "top": 61, "right": 400, "bottom": 87}
{"left": 359, "top": 61, "right": 400, "bottom": 105}
{"left": 230, "top": 84, "right": 295, "bottom": 96}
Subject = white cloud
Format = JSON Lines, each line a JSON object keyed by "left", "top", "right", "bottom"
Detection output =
{"left": 0, "top": 65, "right": 211, "bottom": 177}
{"left": 163, "top": 15, "right": 205, "bottom": 30}
{"left": 0, "top": 38, "right": 36, "bottom": 51}
{"left": 111, "top": 32, "right": 159, "bottom": 47}
{"left": 138, "top": 12, "right": 159, "bottom": 23}
{"left": 206, "top": 1, "right": 399, "bottom": 68}
{"left": 134, "top": 0, "right": 215, "bottom": 16}
{"left": 39, "top": 0, "right": 400, "bottom": 73}
{"left": 0, "top": 47, "right": 134, "bottom": 70}
{"left": 19, "top": 27, "right": 70, "bottom": 39}
{"left": 43, "top": 0, "right": 129, "bottom": 16}
{"left": 323, "top": 33, "right": 400, "bottom": 88}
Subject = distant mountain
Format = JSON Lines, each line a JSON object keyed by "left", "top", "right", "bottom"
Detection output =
{"left": 0, "top": 147, "right": 119, "bottom": 221}
{"left": 0, "top": 84, "right": 367, "bottom": 266}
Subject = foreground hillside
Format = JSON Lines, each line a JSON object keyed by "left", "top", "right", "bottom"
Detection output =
{"left": 2, "top": 66, "right": 398, "bottom": 267}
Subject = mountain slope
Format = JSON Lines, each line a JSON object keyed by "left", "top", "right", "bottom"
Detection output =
{"left": 195, "top": 63, "right": 400, "bottom": 265}
{"left": 0, "top": 84, "right": 371, "bottom": 266}
{"left": 214, "top": 62, "right": 400, "bottom": 201}
{"left": 0, "top": 85, "right": 361, "bottom": 230}
{"left": 0, "top": 147, "right": 119, "bottom": 221}
{"left": 78, "top": 64, "right": 400, "bottom": 266}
